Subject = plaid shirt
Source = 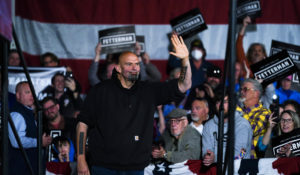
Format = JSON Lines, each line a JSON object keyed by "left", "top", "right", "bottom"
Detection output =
{"left": 236, "top": 103, "right": 270, "bottom": 158}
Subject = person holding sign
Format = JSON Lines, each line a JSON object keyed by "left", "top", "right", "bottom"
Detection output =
{"left": 236, "top": 16, "right": 267, "bottom": 78}
{"left": 260, "top": 110, "right": 300, "bottom": 157}
{"left": 236, "top": 16, "right": 276, "bottom": 109}
{"left": 76, "top": 33, "right": 191, "bottom": 175}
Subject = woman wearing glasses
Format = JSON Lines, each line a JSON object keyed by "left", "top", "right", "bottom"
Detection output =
{"left": 258, "top": 110, "right": 300, "bottom": 157}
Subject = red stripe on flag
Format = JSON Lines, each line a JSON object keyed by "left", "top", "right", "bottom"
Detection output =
{"left": 15, "top": 0, "right": 300, "bottom": 24}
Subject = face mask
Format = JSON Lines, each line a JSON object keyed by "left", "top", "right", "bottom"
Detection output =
{"left": 191, "top": 49, "right": 203, "bottom": 60}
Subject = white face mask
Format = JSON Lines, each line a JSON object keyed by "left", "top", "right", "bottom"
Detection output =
{"left": 191, "top": 49, "right": 203, "bottom": 60}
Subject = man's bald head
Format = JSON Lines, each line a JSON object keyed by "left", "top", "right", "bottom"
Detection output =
{"left": 118, "top": 51, "right": 138, "bottom": 64}
{"left": 116, "top": 51, "right": 140, "bottom": 85}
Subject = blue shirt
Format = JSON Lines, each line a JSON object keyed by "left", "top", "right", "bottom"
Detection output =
{"left": 275, "top": 87, "right": 300, "bottom": 104}
{"left": 8, "top": 108, "right": 37, "bottom": 148}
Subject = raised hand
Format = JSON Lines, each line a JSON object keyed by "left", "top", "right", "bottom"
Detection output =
{"left": 243, "top": 16, "right": 251, "bottom": 27}
{"left": 268, "top": 113, "right": 278, "bottom": 129}
{"left": 95, "top": 43, "right": 102, "bottom": 56}
{"left": 169, "top": 33, "right": 189, "bottom": 60}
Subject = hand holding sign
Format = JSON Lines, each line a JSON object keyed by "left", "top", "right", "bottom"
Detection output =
{"left": 243, "top": 16, "right": 251, "bottom": 27}
{"left": 278, "top": 143, "right": 292, "bottom": 157}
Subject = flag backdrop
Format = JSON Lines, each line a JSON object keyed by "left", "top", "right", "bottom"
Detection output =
{"left": 14, "top": 0, "right": 300, "bottom": 93}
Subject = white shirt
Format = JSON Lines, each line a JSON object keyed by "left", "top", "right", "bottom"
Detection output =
{"left": 190, "top": 122, "right": 203, "bottom": 135}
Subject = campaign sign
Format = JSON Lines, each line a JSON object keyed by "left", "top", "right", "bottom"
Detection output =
{"left": 99, "top": 26, "right": 136, "bottom": 54}
{"left": 272, "top": 128, "right": 300, "bottom": 157}
{"left": 270, "top": 40, "right": 300, "bottom": 84}
{"left": 236, "top": 0, "right": 261, "bottom": 22}
{"left": 250, "top": 50, "right": 297, "bottom": 87}
{"left": 170, "top": 8, "right": 207, "bottom": 39}
{"left": 48, "top": 130, "right": 61, "bottom": 161}
{"left": 136, "top": 35, "right": 145, "bottom": 53}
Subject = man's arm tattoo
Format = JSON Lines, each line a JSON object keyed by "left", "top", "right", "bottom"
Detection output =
{"left": 79, "top": 132, "right": 84, "bottom": 155}
{"left": 179, "top": 66, "right": 187, "bottom": 82}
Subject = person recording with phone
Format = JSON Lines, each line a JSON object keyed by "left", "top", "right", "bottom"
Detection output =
{"left": 258, "top": 110, "right": 300, "bottom": 158}
{"left": 39, "top": 72, "right": 83, "bottom": 119}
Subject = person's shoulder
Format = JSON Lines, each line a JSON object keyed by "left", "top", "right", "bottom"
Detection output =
{"left": 292, "top": 90, "right": 300, "bottom": 96}
{"left": 41, "top": 85, "right": 55, "bottom": 93}
{"left": 203, "top": 60, "right": 214, "bottom": 67}
{"left": 185, "top": 125, "right": 201, "bottom": 138}
{"left": 235, "top": 115, "right": 251, "bottom": 128}
{"left": 204, "top": 116, "right": 217, "bottom": 127}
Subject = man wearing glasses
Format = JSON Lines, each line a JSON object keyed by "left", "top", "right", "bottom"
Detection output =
{"left": 151, "top": 108, "right": 201, "bottom": 163}
{"left": 236, "top": 78, "right": 271, "bottom": 158}
{"left": 41, "top": 96, "right": 77, "bottom": 144}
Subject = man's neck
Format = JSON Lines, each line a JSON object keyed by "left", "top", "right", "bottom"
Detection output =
{"left": 55, "top": 91, "right": 64, "bottom": 99}
{"left": 118, "top": 75, "right": 135, "bottom": 89}
{"left": 49, "top": 114, "right": 62, "bottom": 126}
{"left": 244, "top": 100, "right": 259, "bottom": 109}
{"left": 174, "top": 127, "right": 187, "bottom": 139}
{"left": 192, "top": 59, "right": 202, "bottom": 69}
{"left": 192, "top": 120, "right": 203, "bottom": 127}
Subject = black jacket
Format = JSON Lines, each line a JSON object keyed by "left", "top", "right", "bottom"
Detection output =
{"left": 78, "top": 70, "right": 184, "bottom": 170}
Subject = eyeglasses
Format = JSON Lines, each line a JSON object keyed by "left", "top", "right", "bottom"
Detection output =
{"left": 240, "top": 87, "right": 255, "bottom": 93}
{"left": 168, "top": 119, "right": 185, "bottom": 125}
{"left": 280, "top": 118, "right": 293, "bottom": 124}
{"left": 43, "top": 104, "right": 56, "bottom": 112}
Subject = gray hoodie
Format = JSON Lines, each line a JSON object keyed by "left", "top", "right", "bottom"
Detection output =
{"left": 202, "top": 111, "right": 252, "bottom": 162}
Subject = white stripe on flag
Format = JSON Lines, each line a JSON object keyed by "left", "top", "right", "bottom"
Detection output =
{"left": 15, "top": 16, "right": 300, "bottom": 60}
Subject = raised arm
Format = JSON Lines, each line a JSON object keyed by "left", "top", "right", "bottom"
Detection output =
{"left": 169, "top": 34, "right": 191, "bottom": 93}
{"left": 236, "top": 16, "right": 253, "bottom": 78}
{"left": 76, "top": 122, "right": 90, "bottom": 175}
{"left": 88, "top": 43, "right": 102, "bottom": 86}
{"left": 239, "top": 16, "right": 251, "bottom": 36}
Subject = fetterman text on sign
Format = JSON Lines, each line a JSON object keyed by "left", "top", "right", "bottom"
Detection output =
{"left": 270, "top": 40, "right": 300, "bottom": 84}
{"left": 272, "top": 128, "right": 300, "bottom": 157}
{"left": 99, "top": 26, "right": 136, "bottom": 54}
{"left": 170, "top": 8, "right": 207, "bottom": 39}
{"left": 251, "top": 50, "right": 297, "bottom": 87}
{"left": 236, "top": 0, "right": 261, "bottom": 22}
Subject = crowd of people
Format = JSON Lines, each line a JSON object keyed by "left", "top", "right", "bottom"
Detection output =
{"left": 2, "top": 16, "right": 300, "bottom": 175}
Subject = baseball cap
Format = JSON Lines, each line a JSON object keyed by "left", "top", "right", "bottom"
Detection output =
{"left": 190, "top": 39, "right": 204, "bottom": 50}
{"left": 207, "top": 66, "right": 222, "bottom": 78}
{"left": 168, "top": 108, "right": 187, "bottom": 119}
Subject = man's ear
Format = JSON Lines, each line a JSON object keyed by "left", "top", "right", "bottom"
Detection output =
{"left": 183, "top": 118, "right": 188, "bottom": 127}
{"left": 15, "top": 92, "right": 20, "bottom": 101}
{"left": 254, "top": 90, "right": 260, "bottom": 99}
{"left": 115, "top": 65, "right": 121, "bottom": 73}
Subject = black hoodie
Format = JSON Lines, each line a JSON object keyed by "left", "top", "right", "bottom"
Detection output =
{"left": 78, "top": 70, "right": 184, "bottom": 170}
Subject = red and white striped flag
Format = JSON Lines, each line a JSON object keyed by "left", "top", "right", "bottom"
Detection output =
{"left": 14, "top": 0, "right": 300, "bottom": 93}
